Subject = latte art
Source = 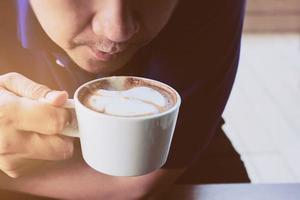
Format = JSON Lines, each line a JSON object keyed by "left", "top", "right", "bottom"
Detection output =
{"left": 87, "top": 87, "right": 168, "bottom": 116}
{"left": 96, "top": 87, "right": 166, "bottom": 107}
{"left": 80, "top": 77, "right": 176, "bottom": 117}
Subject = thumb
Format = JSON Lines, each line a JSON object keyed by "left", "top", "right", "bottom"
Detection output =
{"left": 44, "top": 90, "right": 69, "bottom": 106}
{"left": 0, "top": 72, "right": 68, "bottom": 106}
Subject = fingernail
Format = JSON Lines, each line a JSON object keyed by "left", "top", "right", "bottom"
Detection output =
{"left": 45, "top": 91, "right": 66, "bottom": 101}
{"left": 44, "top": 91, "right": 69, "bottom": 106}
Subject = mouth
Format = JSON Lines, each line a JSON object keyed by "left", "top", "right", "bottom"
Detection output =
{"left": 89, "top": 46, "right": 122, "bottom": 61}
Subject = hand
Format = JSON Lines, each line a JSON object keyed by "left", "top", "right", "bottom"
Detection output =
{"left": 0, "top": 72, "right": 74, "bottom": 178}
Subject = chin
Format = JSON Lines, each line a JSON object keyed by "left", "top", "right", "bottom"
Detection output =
{"left": 67, "top": 46, "right": 137, "bottom": 75}
{"left": 78, "top": 62, "right": 112, "bottom": 74}
{"left": 74, "top": 58, "right": 123, "bottom": 75}
{"left": 80, "top": 66, "right": 102, "bottom": 74}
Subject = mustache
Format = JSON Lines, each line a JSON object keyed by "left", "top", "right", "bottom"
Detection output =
{"left": 71, "top": 37, "right": 147, "bottom": 54}
{"left": 72, "top": 39, "right": 127, "bottom": 53}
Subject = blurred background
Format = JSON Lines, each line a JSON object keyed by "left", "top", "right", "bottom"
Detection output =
{"left": 223, "top": 0, "right": 300, "bottom": 183}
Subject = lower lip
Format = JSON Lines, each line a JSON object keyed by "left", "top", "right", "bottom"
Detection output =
{"left": 89, "top": 47, "right": 116, "bottom": 61}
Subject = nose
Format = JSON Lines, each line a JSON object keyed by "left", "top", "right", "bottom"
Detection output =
{"left": 91, "top": 1, "right": 140, "bottom": 43}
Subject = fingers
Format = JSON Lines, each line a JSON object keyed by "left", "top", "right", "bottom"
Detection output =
{"left": 0, "top": 72, "right": 51, "bottom": 99}
{"left": 0, "top": 128, "right": 74, "bottom": 161}
{"left": 0, "top": 155, "right": 44, "bottom": 178}
{"left": 0, "top": 88, "right": 21, "bottom": 129}
{"left": 0, "top": 73, "right": 74, "bottom": 178}
{"left": 0, "top": 77, "right": 70, "bottom": 135}
{"left": 0, "top": 72, "right": 68, "bottom": 106}
{"left": 0, "top": 129, "right": 74, "bottom": 178}
{"left": 15, "top": 97, "right": 70, "bottom": 135}
{"left": 21, "top": 133, "right": 74, "bottom": 161}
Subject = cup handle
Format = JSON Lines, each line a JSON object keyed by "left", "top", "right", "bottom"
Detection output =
{"left": 61, "top": 99, "right": 80, "bottom": 138}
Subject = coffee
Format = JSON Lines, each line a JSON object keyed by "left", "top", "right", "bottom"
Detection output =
{"left": 79, "top": 77, "right": 177, "bottom": 117}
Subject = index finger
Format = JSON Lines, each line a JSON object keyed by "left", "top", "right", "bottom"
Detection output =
{"left": 0, "top": 72, "right": 51, "bottom": 99}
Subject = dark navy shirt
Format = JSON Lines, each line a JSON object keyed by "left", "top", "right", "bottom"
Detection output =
{"left": 0, "top": 0, "right": 245, "bottom": 168}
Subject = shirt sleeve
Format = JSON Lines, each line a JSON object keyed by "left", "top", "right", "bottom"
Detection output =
{"left": 143, "top": 0, "right": 246, "bottom": 168}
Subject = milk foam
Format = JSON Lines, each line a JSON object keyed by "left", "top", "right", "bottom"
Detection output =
{"left": 87, "top": 86, "right": 167, "bottom": 116}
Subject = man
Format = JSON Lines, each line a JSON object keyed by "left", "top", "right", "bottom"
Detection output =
{"left": 0, "top": 0, "right": 249, "bottom": 199}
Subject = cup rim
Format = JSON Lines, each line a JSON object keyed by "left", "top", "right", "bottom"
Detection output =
{"left": 74, "top": 76, "right": 181, "bottom": 120}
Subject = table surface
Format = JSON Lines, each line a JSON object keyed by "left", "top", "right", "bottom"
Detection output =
{"left": 0, "top": 183, "right": 299, "bottom": 200}
{"left": 167, "top": 183, "right": 300, "bottom": 200}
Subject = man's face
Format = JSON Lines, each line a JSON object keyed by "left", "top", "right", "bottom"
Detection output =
{"left": 29, "top": 0, "right": 178, "bottom": 74}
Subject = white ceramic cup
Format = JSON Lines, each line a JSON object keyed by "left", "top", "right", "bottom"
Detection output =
{"left": 62, "top": 76, "right": 181, "bottom": 176}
